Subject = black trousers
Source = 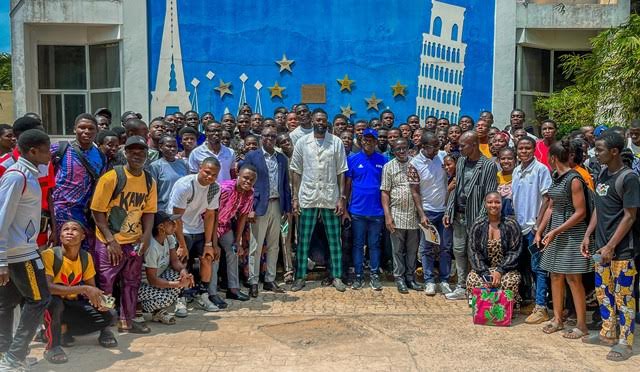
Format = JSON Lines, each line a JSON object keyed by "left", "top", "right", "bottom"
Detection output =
{"left": 0, "top": 258, "right": 50, "bottom": 362}
{"left": 44, "top": 296, "right": 114, "bottom": 349}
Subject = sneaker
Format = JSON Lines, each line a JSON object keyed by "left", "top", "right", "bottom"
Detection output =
{"left": 370, "top": 274, "right": 383, "bottom": 291}
{"left": 445, "top": 287, "right": 467, "bottom": 300}
{"left": 351, "top": 277, "right": 364, "bottom": 290}
{"left": 333, "top": 278, "right": 347, "bottom": 292}
{"left": 525, "top": 305, "right": 549, "bottom": 324}
{"left": 438, "top": 282, "right": 453, "bottom": 295}
{"left": 174, "top": 297, "right": 188, "bottom": 318}
{"left": 290, "top": 278, "right": 305, "bottom": 292}
{"left": 424, "top": 282, "right": 436, "bottom": 296}
{"left": 0, "top": 354, "right": 28, "bottom": 372}
{"left": 196, "top": 293, "right": 221, "bottom": 312}
{"left": 209, "top": 294, "right": 228, "bottom": 309}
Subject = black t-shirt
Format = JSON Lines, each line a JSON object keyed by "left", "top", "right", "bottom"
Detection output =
{"left": 594, "top": 168, "right": 640, "bottom": 260}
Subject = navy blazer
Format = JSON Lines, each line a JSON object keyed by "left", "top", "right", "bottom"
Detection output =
{"left": 242, "top": 148, "right": 292, "bottom": 216}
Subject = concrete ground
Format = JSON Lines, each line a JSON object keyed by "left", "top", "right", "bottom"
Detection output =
{"left": 30, "top": 280, "right": 638, "bottom": 372}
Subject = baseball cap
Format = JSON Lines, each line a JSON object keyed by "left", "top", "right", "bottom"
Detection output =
{"left": 94, "top": 108, "right": 113, "bottom": 120}
{"left": 594, "top": 125, "right": 608, "bottom": 137}
{"left": 124, "top": 135, "right": 149, "bottom": 149}
{"left": 362, "top": 128, "right": 378, "bottom": 139}
{"left": 154, "top": 211, "right": 180, "bottom": 228}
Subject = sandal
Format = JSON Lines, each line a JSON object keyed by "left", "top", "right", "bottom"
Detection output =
{"left": 118, "top": 321, "right": 151, "bottom": 334}
{"left": 44, "top": 346, "right": 68, "bottom": 364}
{"left": 562, "top": 328, "right": 587, "bottom": 340}
{"left": 542, "top": 321, "right": 565, "bottom": 334}
{"left": 606, "top": 344, "right": 633, "bottom": 362}
{"left": 152, "top": 309, "right": 176, "bottom": 325}
{"left": 98, "top": 329, "right": 118, "bottom": 348}
{"left": 582, "top": 334, "right": 617, "bottom": 346}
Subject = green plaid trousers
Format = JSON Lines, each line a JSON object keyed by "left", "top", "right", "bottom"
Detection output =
{"left": 296, "top": 208, "right": 342, "bottom": 279}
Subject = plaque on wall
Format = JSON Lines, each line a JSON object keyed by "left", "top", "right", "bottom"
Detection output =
{"left": 301, "top": 84, "right": 326, "bottom": 103}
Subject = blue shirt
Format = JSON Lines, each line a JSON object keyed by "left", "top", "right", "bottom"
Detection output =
{"left": 346, "top": 151, "right": 387, "bottom": 216}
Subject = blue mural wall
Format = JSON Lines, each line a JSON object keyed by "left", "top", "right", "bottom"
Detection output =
{"left": 147, "top": 0, "right": 495, "bottom": 124}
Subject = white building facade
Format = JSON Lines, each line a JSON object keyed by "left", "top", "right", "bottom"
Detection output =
{"left": 10, "top": 0, "right": 631, "bottom": 134}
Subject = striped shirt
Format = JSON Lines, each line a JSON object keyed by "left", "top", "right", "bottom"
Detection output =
{"left": 446, "top": 155, "right": 498, "bottom": 226}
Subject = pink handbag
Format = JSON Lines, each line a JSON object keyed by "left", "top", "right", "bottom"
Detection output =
{"left": 471, "top": 288, "right": 514, "bottom": 327}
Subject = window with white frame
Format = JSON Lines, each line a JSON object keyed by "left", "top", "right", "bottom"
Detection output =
{"left": 37, "top": 42, "right": 121, "bottom": 135}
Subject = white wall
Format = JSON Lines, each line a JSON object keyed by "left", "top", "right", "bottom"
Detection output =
{"left": 492, "top": 0, "right": 517, "bottom": 129}
{"left": 10, "top": 0, "right": 149, "bottom": 120}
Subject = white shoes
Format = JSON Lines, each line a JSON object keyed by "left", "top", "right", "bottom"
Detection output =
{"left": 445, "top": 286, "right": 467, "bottom": 300}
{"left": 424, "top": 283, "right": 437, "bottom": 296}
{"left": 196, "top": 293, "right": 220, "bottom": 312}
{"left": 438, "top": 282, "right": 453, "bottom": 295}
{"left": 175, "top": 297, "right": 188, "bottom": 317}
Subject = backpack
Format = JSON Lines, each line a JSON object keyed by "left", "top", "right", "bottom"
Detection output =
{"left": 563, "top": 170, "right": 595, "bottom": 225}
{"left": 598, "top": 166, "right": 640, "bottom": 256}
{"left": 53, "top": 141, "right": 105, "bottom": 182}
{"left": 110, "top": 165, "right": 153, "bottom": 203}
{"left": 186, "top": 179, "right": 219, "bottom": 205}
{"left": 51, "top": 246, "right": 90, "bottom": 279}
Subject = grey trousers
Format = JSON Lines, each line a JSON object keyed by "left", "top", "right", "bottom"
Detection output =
{"left": 452, "top": 216, "right": 470, "bottom": 288}
{"left": 209, "top": 231, "right": 240, "bottom": 295}
{"left": 249, "top": 200, "right": 282, "bottom": 285}
{"left": 390, "top": 228, "right": 419, "bottom": 282}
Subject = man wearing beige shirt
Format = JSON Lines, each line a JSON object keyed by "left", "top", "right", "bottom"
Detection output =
{"left": 289, "top": 109, "right": 348, "bottom": 292}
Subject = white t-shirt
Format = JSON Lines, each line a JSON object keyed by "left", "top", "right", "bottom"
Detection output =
{"left": 142, "top": 236, "right": 174, "bottom": 284}
{"left": 187, "top": 143, "right": 235, "bottom": 182}
{"left": 168, "top": 174, "right": 220, "bottom": 234}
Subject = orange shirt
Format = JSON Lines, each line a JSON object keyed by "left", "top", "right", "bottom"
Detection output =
{"left": 573, "top": 165, "right": 594, "bottom": 191}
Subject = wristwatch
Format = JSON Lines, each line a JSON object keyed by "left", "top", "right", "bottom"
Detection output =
{"left": 204, "top": 242, "right": 213, "bottom": 247}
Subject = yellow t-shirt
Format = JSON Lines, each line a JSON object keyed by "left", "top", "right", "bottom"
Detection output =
{"left": 42, "top": 248, "right": 96, "bottom": 300}
{"left": 479, "top": 143, "right": 492, "bottom": 158}
{"left": 497, "top": 172, "right": 512, "bottom": 186}
{"left": 90, "top": 167, "right": 158, "bottom": 244}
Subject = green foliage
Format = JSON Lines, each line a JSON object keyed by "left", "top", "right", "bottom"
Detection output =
{"left": 0, "top": 53, "right": 10, "bottom": 90}
{"left": 535, "top": 85, "right": 597, "bottom": 138}
{"left": 536, "top": 14, "right": 640, "bottom": 131}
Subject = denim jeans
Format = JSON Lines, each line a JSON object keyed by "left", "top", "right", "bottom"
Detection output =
{"left": 351, "top": 214, "right": 384, "bottom": 277}
{"left": 525, "top": 232, "right": 548, "bottom": 307}
{"left": 419, "top": 210, "right": 452, "bottom": 283}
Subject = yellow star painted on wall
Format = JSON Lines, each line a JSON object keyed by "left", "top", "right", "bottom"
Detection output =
{"left": 214, "top": 79, "right": 232, "bottom": 98}
{"left": 276, "top": 54, "right": 294, "bottom": 73}
{"left": 365, "top": 93, "right": 383, "bottom": 111}
{"left": 340, "top": 104, "right": 356, "bottom": 117}
{"left": 269, "top": 81, "right": 286, "bottom": 99}
{"left": 391, "top": 81, "right": 407, "bottom": 97}
{"left": 337, "top": 74, "right": 355, "bottom": 92}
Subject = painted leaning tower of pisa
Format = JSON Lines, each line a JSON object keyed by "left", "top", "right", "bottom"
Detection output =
{"left": 416, "top": 0, "right": 467, "bottom": 126}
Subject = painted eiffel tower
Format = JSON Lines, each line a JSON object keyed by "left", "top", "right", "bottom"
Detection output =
{"left": 150, "top": 0, "right": 191, "bottom": 117}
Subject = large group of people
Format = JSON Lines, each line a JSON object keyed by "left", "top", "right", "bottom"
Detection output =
{"left": 0, "top": 103, "right": 639, "bottom": 369}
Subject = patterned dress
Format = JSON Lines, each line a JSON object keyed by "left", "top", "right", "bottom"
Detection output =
{"left": 540, "top": 170, "right": 593, "bottom": 274}
{"left": 467, "top": 239, "right": 522, "bottom": 302}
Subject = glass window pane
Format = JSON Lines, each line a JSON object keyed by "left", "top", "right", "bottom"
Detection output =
{"left": 520, "top": 94, "right": 547, "bottom": 136}
{"left": 41, "top": 94, "right": 63, "bottom": 135}
{"left": 91, "top": 92, "right": 121, "bottom": 119}
{"left": 520, "top": 47, "right": 550, "bottom": 93}
{"left": 64, "top": 94, "right": 87, "bottom": 135}
{"left": 553, "top": 51, "right": 587, "bottom": 92}
{"left": 37, "top": 45, "right": 86, "bottom": 90}
{"left": 89, "top": 43, "right": 121, "bottom": 89}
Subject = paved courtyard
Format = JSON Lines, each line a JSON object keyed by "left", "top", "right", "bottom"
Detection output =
{"left": 31, "top": 280, "right": 637, "bottom": 372}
